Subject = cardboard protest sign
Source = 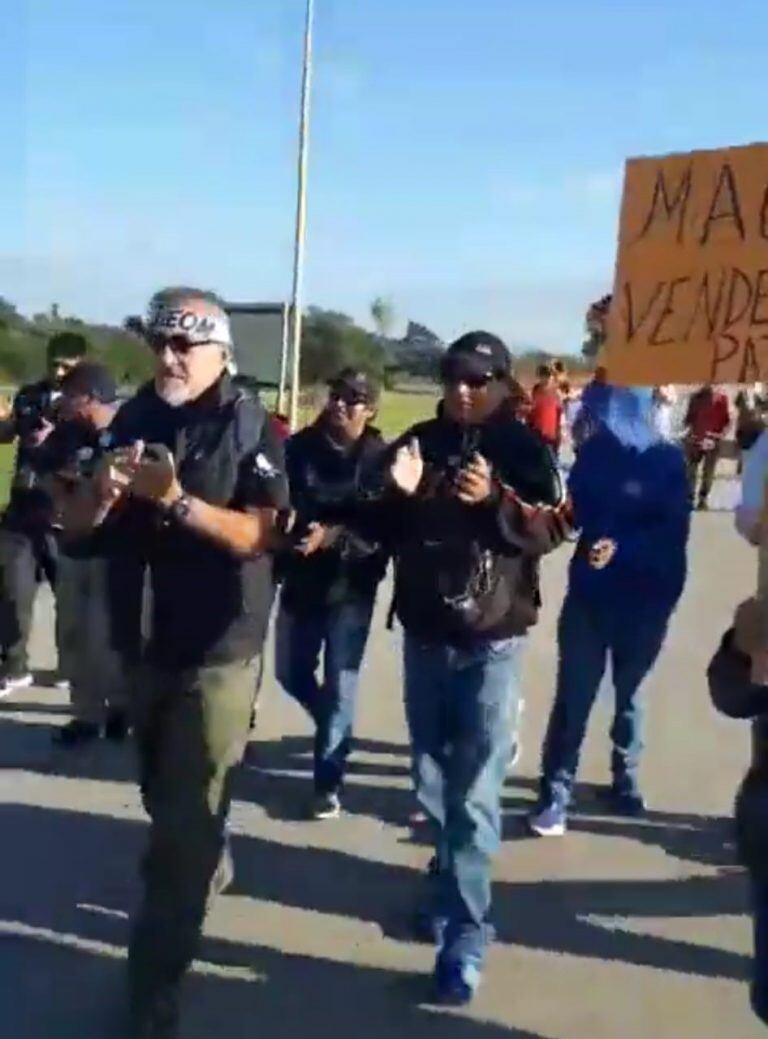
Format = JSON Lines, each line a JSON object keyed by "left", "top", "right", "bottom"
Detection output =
{"left": 601, "top": 142, "right": 768, "bottom": 385}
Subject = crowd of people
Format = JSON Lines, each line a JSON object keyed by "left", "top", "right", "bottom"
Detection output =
{"left": 0, "top": 287, "right": 765, "bottom": 1036}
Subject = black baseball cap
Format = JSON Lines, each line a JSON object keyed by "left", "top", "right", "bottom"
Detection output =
{"left": 440, "top": 331, "right": 511, "bottom": 382}
{"left": 60, "top": 362, "right": 118, "bottom": 404}
{"left": 328, "top": 368, "right": 380, "bottom": 405}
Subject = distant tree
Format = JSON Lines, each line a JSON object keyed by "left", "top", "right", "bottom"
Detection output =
{"left": 0, "top": 297, "right": 19, "bottom": 323}
{"left": 301, "top": 308, "right": 386, "bottom": 385}
{"left": 370, "top": 296, "right": 395, "bottom": 339}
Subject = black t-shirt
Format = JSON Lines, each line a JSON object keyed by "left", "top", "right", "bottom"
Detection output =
{"left": 104, "top": 375, "right": 289, "bottom": 669}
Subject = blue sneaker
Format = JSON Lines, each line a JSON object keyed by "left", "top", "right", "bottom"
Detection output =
{"left": 433, "top": 923, "right": 491, "bottom": 1006}
{"left": 433, "top": 957, "right": 482, "bottom": 1006}
{"left": 528, "top": 801, "right": 567, "bottom": 837}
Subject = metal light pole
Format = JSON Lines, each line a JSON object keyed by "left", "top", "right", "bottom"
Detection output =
{"left": 288, "top": 0, "right": 315, "bottom": 430}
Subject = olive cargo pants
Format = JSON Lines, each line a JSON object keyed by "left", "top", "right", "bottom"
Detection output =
{"left": 127, "top": 658, "right": 258, "bottom": 1019}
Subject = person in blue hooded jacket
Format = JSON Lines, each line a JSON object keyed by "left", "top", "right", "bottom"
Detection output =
{"left": 529, "top": 386, "right": 691, "bottom": 836}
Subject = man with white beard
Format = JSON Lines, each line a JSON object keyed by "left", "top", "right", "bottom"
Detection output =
{"left": 62, "top": 287, "right": 288, "bottom": 1038}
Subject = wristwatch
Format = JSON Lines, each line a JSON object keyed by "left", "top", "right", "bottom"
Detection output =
{"left": 168, "top": 492, "right": 193, "bottom": 525}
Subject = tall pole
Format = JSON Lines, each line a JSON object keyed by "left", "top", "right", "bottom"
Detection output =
{"left": 289, "top": 0, "right": 315, "bottom": 431}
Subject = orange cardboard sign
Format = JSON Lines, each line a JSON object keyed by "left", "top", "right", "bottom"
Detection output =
{"left": 601, "top": 142, "right": 768, "bottom": 385}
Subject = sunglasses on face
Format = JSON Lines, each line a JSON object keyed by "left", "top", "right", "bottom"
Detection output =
{"left": 441, "top": 370, "right": 493, "bottom": 390}
{"left": 329, "top": 391, "right": 368, "bottom": 408}
{"left": 147, "top": 334, "right": 219, "bottom": 356}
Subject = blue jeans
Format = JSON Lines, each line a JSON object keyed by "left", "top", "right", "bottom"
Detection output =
{"left": 403, "top": 635, "right": 524, "bottom": 952}
{"left": 275, "top": 596, "right": 375, "bottom": 795}
{"left": 540, "top": 591, "right": 671, "bottom": 807}
{"left": 752, "top": 880, "right": 768, "bottom": 1025}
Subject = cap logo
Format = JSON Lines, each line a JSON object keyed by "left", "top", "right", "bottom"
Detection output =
{"left": 147, "top": 305, "right": 232, "bottom": 347}
{"left": 476, "top": 345, "right": 493, "bottom": 356}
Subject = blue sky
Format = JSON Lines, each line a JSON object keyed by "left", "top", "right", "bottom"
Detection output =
{"left": 2, "top": 0, "right": 767, "bottom": 351}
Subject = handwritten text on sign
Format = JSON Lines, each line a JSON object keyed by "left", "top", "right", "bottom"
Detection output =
{"left": 602, "top": 143, "right": 768, "bottom": 385}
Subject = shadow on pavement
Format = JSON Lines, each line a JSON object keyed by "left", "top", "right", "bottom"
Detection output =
{"left": 0, "top": 710, "right": 739, "bottom": 871}
{"left": 503, "top": 777, "right": 737, "bottom": 871}
{"left": 0, "top": 797, "right": 751, "bottom": 1032}
{"left": 0, "top": 803, "right": 545, "bottom": 1039}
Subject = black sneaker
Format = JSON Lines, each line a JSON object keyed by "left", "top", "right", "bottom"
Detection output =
{"left": 53, "top": 719, "right": 100, "bottom": 747}
{"left": 599, "top": 784, "right": 647, "bottom": 818}
{"left": 104, "top": 709, "right": 130, "bottom": 742}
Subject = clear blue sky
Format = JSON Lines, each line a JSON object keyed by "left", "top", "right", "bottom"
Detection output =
{"left": 2, "top": 0, "right": 767, "bottom": 351}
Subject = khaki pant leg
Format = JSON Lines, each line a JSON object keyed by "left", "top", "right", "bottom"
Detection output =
{"left": 127, "top": 658, "right": 258, "bottom": 1015}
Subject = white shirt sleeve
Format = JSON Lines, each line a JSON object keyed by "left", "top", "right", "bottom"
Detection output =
{"left": 736, "top": 429, "right": 768, "bottom": 542}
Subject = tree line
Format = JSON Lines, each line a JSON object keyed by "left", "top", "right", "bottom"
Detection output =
{"left": 0, "top": 294, "right": 589, "bottom": 388}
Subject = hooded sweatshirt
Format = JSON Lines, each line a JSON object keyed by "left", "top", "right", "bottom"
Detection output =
{"left": 568, "top": 387, "right": 691, "bottom": 611}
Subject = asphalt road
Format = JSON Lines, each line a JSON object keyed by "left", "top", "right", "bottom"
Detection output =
{"left": 0, "top": 471, "right": 762, "bottom": 1038}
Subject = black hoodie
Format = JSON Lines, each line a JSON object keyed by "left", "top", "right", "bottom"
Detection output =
{"left": 351, "top": 401, "right": 570, "bottom": 645}
{"left": 279, "top": 421, "right": 389, "bottom": 613}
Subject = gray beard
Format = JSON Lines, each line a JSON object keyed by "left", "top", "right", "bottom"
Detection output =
{"left": 155, "top": 379, "right": 190, "bottom": 408}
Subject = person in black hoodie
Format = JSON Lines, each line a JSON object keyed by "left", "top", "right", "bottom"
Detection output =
{"left": 357, "top": 332, "right": 569, "bottom": 1006}
{"left": 275, "top": 369, "right": 388, "bottom": 820}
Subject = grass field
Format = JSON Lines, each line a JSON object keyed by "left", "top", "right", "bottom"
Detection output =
{"left": 287, "top": 387, "right": 438, "bottom": 440}
{"left": 0, "top": 390, "right": 439, "bottom": 508}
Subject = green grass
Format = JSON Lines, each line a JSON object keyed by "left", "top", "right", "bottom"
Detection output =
{"left": 0, "top": 443, "right": 14, "bottom": 507}
{"left": 293, "top": 388, "right": 438, "bottom": 440}
{"left": 373, "top": 390, "right": 438, "bottom": 439}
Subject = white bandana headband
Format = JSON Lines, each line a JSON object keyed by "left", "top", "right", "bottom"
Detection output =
{"left": 146, "top": 305, "right": 233, "bottom": 347}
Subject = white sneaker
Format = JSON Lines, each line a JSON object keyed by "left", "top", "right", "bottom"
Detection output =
{"left": 0, "top": 673, "right": 33, "bottom": 698}
{"left": 528, "top": 802, "right": 567, "bottom": 838}
{"left": 311, "top": 793, "right": 341, "bottom": 820}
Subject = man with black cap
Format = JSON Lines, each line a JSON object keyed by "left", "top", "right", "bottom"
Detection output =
{"left": 61, "top": 288, "right": 289, "bottom": 1038}
{"left": 357, "top": 332, "right": 569, "bottom": 1005}
{"left": 0, "top": 331, "right": 88, "bottom": 694}
{"left": 38, "top": 361, "right": 136, "bottom": 746}
{"left": 275, "top": 367, "right": 388, "bottom": 819}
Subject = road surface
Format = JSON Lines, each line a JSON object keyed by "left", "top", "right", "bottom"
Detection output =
{"left": 0, "top": 471, "right": 762, "bottom": 1038}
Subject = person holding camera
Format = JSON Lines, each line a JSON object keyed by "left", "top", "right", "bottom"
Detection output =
{"left": 529, "top": 387, "right": 690, "bottom": 838}
{"left": 0, "top": 331, "right": 87, "bottom": 694}
{"left": 360, "top": 332, "right": 568, "bottom": 1005}
{"left": 275, "top": 369, "right": 388, "bottom": 820}
{"left": 62, "top": 289, "right": 288, "bottom": 1038}
{"left": 38, "top": 362, "right": 140, "bottom": 747}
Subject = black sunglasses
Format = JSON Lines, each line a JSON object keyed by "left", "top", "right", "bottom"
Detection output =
{"left": 329, "top": 390, "right": 369, "bottom": 407}
{"left": 441, "top": 370, "right": 494, "bottom": 390}
{"left": 147, "top": 334, "right": 218, "bottom": 356}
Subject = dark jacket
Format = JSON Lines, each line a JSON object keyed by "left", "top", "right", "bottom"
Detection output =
{"left": 93, "top": 376, "right": 289, "bottom": 668}
{"left": 357, "top": 402, "right": 569, "bottom": 645}
{"left": 3, "top": 378, "right": 60, "bottom": 529}
{"left": 708, "top": 629, "right": 768, "bottom": 877}
{"left": 279, "top": 421, "right": 388, "bottom": 613}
